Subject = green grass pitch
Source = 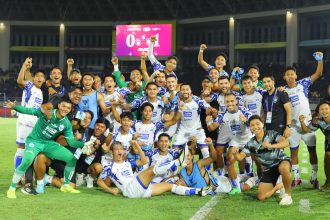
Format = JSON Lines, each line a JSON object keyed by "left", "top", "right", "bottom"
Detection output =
{"left": 0, "top": 118, "right": 329, "bottom": 220}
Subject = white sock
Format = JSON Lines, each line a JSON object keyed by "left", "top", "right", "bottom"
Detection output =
{"left": 201, "top": 148, "right": 210, "bottom": 159}
{"left": 45, "top": 174, "right": 53, "bottom": 184}
{"left": 292, "top": 164, "right": 300, "bottom": 180}
{"left": 311, "top": 164, "right": 318, "bottom": 181}
{"left": 245, "top": 156, "right": 253, "bottom": 174}
{"left": 245, "top": 176, "right": 258, "bottom": 189}
{"left": 171, "top": 185, "right": 199, "bottom": 195}
{"left": 37, "top": 180, "right": 44, "bottom": 185}
{"left": 153, "top": 160, "right": 179, "bottom": 176}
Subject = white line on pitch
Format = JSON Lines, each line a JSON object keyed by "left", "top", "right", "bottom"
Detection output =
{"left": 299, "top": 199, "right": 310, "bottom": 213}
{"left": 302, "top": 159, "right": 308, "bottom": 164}
{"left": 190, "top": 196, "right": 220, "bottom": 220}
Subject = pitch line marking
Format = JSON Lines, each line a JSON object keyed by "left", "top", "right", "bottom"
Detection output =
{"left": 190, "top": 196, "right": 220, "bottom": 220}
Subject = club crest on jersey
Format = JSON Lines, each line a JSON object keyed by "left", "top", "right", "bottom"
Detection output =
{"left": 59, "top": 124, "right": 64, "bottom": 131}
{"left": 29, "top": 143, "right": 35, "bottom": 148}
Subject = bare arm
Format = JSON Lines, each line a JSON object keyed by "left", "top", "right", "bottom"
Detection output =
{"left": 310, "top": 52, "right": 323, "bottom": 82}
{"left": 132, "top": 141, "right": 148, "bottom": 166}
{"left": 283, "top": 102, "right": 292, "bottom": 138}
{"left": 197, "top": 138, "right": 217, "bottom": 167}
{"left": 97, "top": 178, "right": 120, "bottom": 195}
{"left": 263, "top": 137, "right": 289, "bottom": 149}
{"left": 67, "top": 58, "right": 74, "bottom": 80}
{"left": 97, "top": 92, "right": 110, "bottom": 115}
{"left": 299, "top": 115, "right": 313, "bottom": 133}
{"left": 197, "top": 44, "right": 209, "bottom": 70}
{"left": 140, "top": 52, "right": 150, "bottom": 82}
{"left": 234, "top": 151, "right": 247, "bottom": 161}
{"left": 17, "top": 57, "right": 32, "bottom": 88}
{"left": 164, "top": 111, "right": 181, "bottom": 128}
{"left": 205, "top": 115, "right": 219, "bottom": 132}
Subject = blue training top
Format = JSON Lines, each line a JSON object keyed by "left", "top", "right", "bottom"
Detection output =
{"left": 180, "top": 162, "right": 208, "bottom": 188}
{"left": 78, "top": 91, "right": 99, "bottom": 129}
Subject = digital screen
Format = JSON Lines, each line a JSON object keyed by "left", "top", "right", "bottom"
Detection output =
{"left": 115, "top": 24, "right": 172, "bottom": 57}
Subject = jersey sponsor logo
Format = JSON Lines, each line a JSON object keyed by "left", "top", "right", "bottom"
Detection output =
{"left": 289, "top": 95, "right": 300, "bottom": 107}
{"left": 183, "top": 111, "right": 192, "bottom": 120}
{"left": 35, "top": 97, "right": 42, "bottom": 104}
{"left": 152, "top": 111, "right": 157, "bottom": 117}
{"left": 121, "top": 170, "right": 131, "bottom": 177}
{"left": 247, "top": 103, "right": 257, "bottom": 110}
{"left": 230, "top": 124, "right": 242, "bottom": 133}
{"left": 59, "top": 124, "right": 64, "bottom": 131}
{"left": 139, "top": 133, "right": 150, "bottom": 140}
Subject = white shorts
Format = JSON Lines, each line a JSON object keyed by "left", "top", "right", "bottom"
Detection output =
{"left": 16, "top": 122, "right": 34, "bottom": 145}
{"left": 173, "top": 128, "right": 207, "bottom": 147}
{"left": 216, "top": 125, "right": 230, "bottom": 146}
{"left": 214, "top": 176, "right": 232, "bottom": 193}
{"left": 289, "top": 127, "right": 316, "bottom": 149}
{"left": 228, "top": 135, "right": 251, "bottom": 149}
{"left": 123, "top": 175, "right": 152, "bottom": 198}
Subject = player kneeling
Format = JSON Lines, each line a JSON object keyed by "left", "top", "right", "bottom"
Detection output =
{"left": 97, "top": 141, "right": 209, "bottom": 198}
{"left": 233, "top": 115, "right": 293, "bottom": 206}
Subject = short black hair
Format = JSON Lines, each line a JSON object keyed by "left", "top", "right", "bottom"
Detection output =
{"left": 68, "top": 85, "right": 83, "bottom": 94}
{"left": 180, "top": 83, "right": 191, "bottom": 90}
{"left": 82, "top": 72, "right": 95, "bottom": 79}
{"left": 32, "top": 69, "right": 46, "bottom": 77}
{"left": 218, "top": 76, "right": 230, "bottom": 81}
{"left": 248, "top": 115, "right": 263, "bottom": 125}
{"left": 95, "top": 117, "right": 110, "bottom": 129}
{"left": 50, "top": 66, "right": 62, "bottom": 75}
{"left": 315, "top": 100, "right": 330, "bottom": 113}
{"left": 166, "top": 73, "right": 178, "bottom": 80}
{"left": 140, "top": 102, "right": 154, "bottom": 112}
{"left": 158, "top": 133, "right": 171, "bottom": 141}
{"left": 120, "top": 112, "right": 133, "bottom": 120}
{"left": 285, "top": 66, "right": 296, "bottom": 73}
{"left": 224, "top": 91, "right": 236, "bottom": 98}
{"left": 262, "top": 74, "right": 275, "bottom": 81}
{"left": 59, "top": 95, "right": 73, "bottom": 105}
{"left": 166, "top": 56, "right": 178, "bottom": 63}
{"left": 248, "top": 65, "right": 259, "bottom": 73}
{"left": 104, "top": 74, "right": 117, "bottom": 84}
{"left": 130, "top": 68, "right": 142, "bottom": 75}
{"left": 242, "top": 75, "right": 252, "bottom": 82}
{"left": 145, "top": 82, "right": 158, "bottom": 89}
{"left": 84, "top": 110, "right": 94, "bottom": 120}
{"left": 215, "top": 52, "right": 228, "bottom": 62}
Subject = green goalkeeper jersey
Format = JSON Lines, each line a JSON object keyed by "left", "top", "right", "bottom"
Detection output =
{"left": 14, "top": 105, "right": 84, "bottom": 148}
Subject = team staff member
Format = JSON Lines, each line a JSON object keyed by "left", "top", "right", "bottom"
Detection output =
{"left": 261, "top": 74, "right": 292, "bottom": 138}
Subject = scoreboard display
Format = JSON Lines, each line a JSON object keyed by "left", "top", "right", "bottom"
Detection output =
{"left": 115, "top": 24, "right": 173, "bottom": 57}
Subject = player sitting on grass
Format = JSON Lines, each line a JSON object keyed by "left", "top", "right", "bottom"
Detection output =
{"left": 97, "top": 141, "right": 210, "bottom": 198}
{"left": 299, "top": 100, "right": 330, "bottom": 191}
{"left": 6, "top": 97, "right": 95, "bottom": 198}
{"left": 232, "top": 115, "right": 293, "bottom": 206}
{"left": 175, "top": 137, "right": 259, "bottom": 195}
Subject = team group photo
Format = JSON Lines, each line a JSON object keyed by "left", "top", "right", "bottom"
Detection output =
{"left": 0, "top": 0, "right": 330, "bottom": 219}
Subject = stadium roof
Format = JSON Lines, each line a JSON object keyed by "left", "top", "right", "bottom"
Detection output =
{"left": 1, "top": 0, "right": 330, "bottom": 21}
